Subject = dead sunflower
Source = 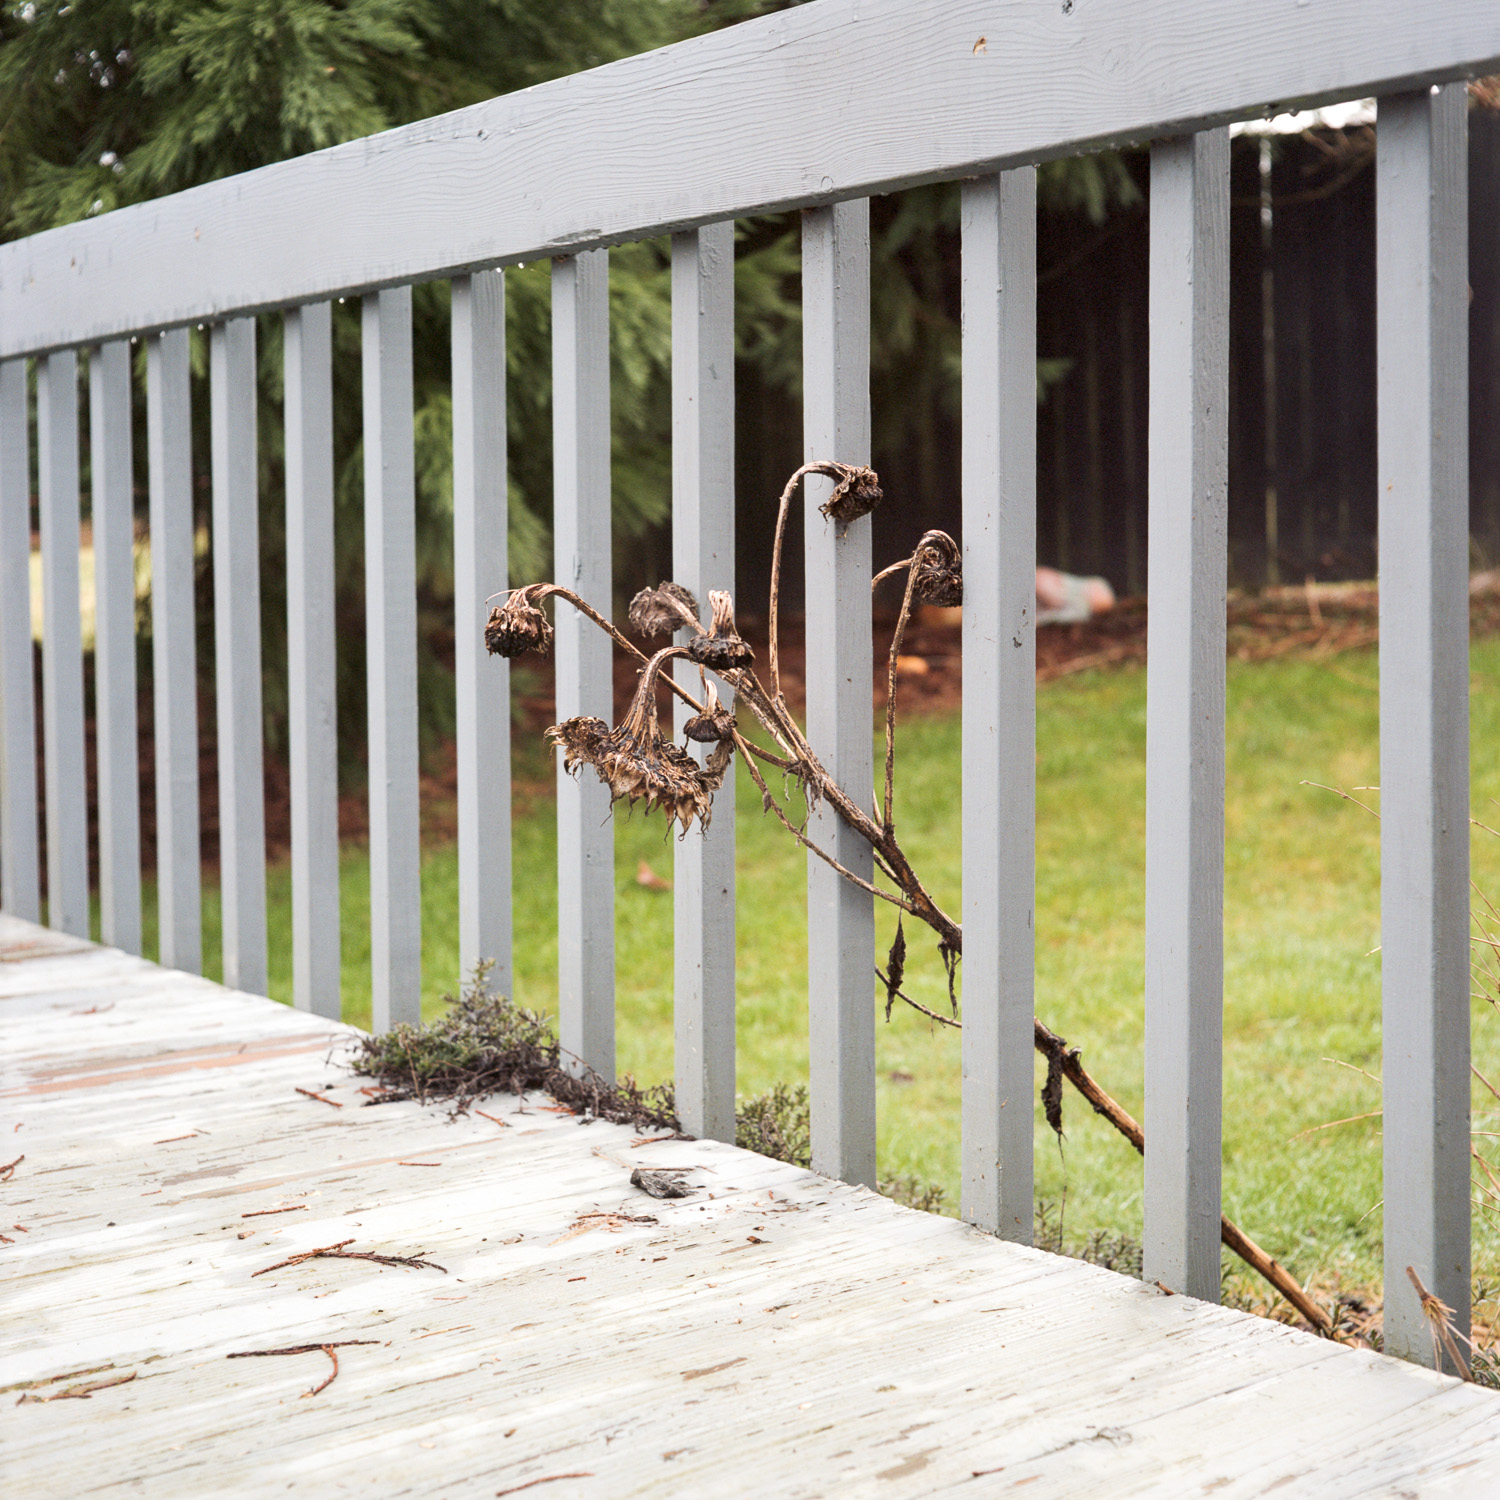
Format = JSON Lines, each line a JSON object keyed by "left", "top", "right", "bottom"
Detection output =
{"left": 910, "top": 530, "right": 963, "bottom": 606}
{"left": 682, "top": 682, "right": 735, "bottom": 743}
{"left": 686, "top": 591, "right": 754, "bottom": 671}
{"left": 628, "top": 581, "right": 701, "bottom": 638}
{"left": 547, "top": 648, "right": 733, "bottom": 835}
{"left": 485, "top": 586, "right": 554, "bottom": 659}
{"left": 812, "top": 462, "right": 883, "bottom": 525}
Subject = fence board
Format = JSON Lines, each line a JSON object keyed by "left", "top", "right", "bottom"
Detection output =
{"left": 147, "top": 329, "right": 202, "bottom": 974}
{"left": 38, "top": 352, "right": 89, "bottom": 937}
{"left": 452, "top": 272, "right": 512, "bottom": 998}
{"left": 284, "top": 304, "right": 341, "bottom": 1019}
{"left": 6, "top": 2, "right": 1500, "bottom": 358}
{"left": 0, "top": 359, "right": 39, "bottom": 921}
{"left": 552, "top": 251, "right": 615, "bottom": 1082}
{"left": 803, "top": 201, "right": 875, "bottom": 1188}
{"left": 363, "top": 289, "right": 422, "bottom": 1032}
{"left": 209, "top": 319, "right": 268, "bottom": 995}
{"left": 90, "top": 341, "right": 141, "bottom": 955}
{"left": 960, "top": 169, "right": 1037, "bottom": 1240}
{"left": 1377, "top": 83, "right": 1471, "bottom": 1366}
{"left": 1143, "top": 128, "right": 1229, "bottom": 1303}
{"left": 671, "top": 223, "right": 736, "bottom": 1143}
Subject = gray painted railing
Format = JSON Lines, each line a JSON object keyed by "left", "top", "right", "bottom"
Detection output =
{"left": 0, "top": 0, "right": 1493, "bottom": 1369}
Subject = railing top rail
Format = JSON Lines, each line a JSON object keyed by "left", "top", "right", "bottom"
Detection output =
{"left": 2, "top": 0, "right": 1498, "bottom": 360}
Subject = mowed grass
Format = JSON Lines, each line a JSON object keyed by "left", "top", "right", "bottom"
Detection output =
{"left": 154, "top": 638, "right": 1500, "bottom": 1295}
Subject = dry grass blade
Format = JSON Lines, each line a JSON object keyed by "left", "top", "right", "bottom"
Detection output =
{"left": 1406, "top": 1265, "right": 1473, "bottom": 1380}
{"left": 495, "top": 1476, "right": 595, "bottom": 1498}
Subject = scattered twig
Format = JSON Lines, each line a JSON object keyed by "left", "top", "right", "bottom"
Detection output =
{"left": 252, "top": 1239, "right": 446, "bottom": 1278}
{"left": 295, "top": 1087, "right": 343, "bottom": 1108}
{"left": 551, "top": 1211, "right": 658, "bottom": 1245}
{"left": 495, "top": 1476, "right": 595, "bottom": 1498}
{"left": 153, "top": 1133, "right": 198, "bottom": 1144}
{"left": 474, "top": 1110, "right": 511, "bottom": 1128}
{"left": 0, "top": 1154, "right": 21, "bottom": 1182}
{"left": 227, "top": 1341, "right": 379, "bottom": 1398}
{"left": 398, "top": 1161, "right": 442, "bottom": 1167}
{"left": 241, "top": 1205, "right": 307, "bottom": 1219}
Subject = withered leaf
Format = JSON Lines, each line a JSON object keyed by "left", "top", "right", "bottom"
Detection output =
{"left": 884, "top": 918, "right": 907, "bottom": 1022}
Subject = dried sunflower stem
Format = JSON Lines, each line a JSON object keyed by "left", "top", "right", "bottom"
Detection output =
{"left": 881, "top": 551, "right": 923, "bottom": 833}
{"left": 767, "top": 461, "right": 858, "bottom": 704}
{"left": 522, "top": 469, "right": 1329, "bottom": 1336}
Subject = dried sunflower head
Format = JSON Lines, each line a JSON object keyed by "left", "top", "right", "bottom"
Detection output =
{"left": 686, "top": 590, "right": 754, "bottom": 672}
{"left": 547, "top": 716, "right": 610, "bottom": 777}
{"left": 547, "top": 649, "right": 731, "bottom": 835}
{"left": 485, "top": 587, "right": 554, "bottom": 659}
{"left": 812, "top": 462, "right": 883, "bottom": 525}
{"left": 682, "top": 683, "right": 735, "bottom": 744}
{"left": 628, "top": 581, "right": 700, "bottom": 639}
{"left": 910, "top": 530, "right": 963, "bottom": 606}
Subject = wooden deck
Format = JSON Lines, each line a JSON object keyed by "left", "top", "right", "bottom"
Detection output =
{"left": 4, "top": 921, "right": 1500, "bottom": 1497}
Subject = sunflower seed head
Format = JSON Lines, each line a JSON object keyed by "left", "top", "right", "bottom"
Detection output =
{"left": 910, "top": 530, "right": 963, "bottom": 606}
{"left": 628, "top": 581, "right": 700, "bottom": 638}
{"left": 485, "top": 590, "right": 554, "bottom": 659}
{"left": 686, "top": 590, "right": 754, "bottom": 671}
{"left": 683, "top": 684, "right": 735, "bottom": 743}
{"left": 815, "top": 462, "right": 883, "bottom": 525}
{"left": 546, "top": 716, "right": 610, "bottom": 775}
{"left": 548, "top": 649, "right": 731, "bottom": 835}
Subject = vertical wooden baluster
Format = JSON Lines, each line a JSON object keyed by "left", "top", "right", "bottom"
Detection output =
{"left": 210, "top": 319, "right": 268, "bottom": 994}
{"left": 1143, "top": 128, "right": 1229, "bottom": 1302}
{"left": 362, "top": 288, "right": 422, "bottom": 1032}
{"left": 552, "top": 250, "right": 615, "bottom": 1081}
{"left": 285, "top": 304, "right": 341, "bottom": 1018}
{"left": 802, "top": 201, "right": 875, "bottom": 1188}
{"left": 38, "top": 351, "right": 89, "bottom": 937}
{"left": 91, "top": 341, "right": 142, "bottom": 954}
{"left": 452, "top": 272, "right": 513, "bottom": 998}
{"left": 148, "top": 328, "right": 201, "bottom": 973}
{"left": 0, "top": 359, "right": 39, "bottom": 922}
{"left": 1378, "top": 83, "right": 1471, "bottom": 1366}
{"left": 671, "top": 222, "right": 736, "bottom": 1142}
{"left": 960, "top": 168, "right": 1037, "bottom": 1240}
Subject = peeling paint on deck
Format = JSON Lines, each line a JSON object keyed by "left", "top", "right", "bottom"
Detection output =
{"left": 3, "top": 922, "right": 1500, "bottom": 1497}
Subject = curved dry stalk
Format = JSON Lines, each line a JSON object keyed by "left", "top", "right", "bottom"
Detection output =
{"left": 882, "top": 549, "right": 924, "bottom": 833}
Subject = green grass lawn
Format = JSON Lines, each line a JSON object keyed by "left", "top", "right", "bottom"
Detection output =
{"left": 155, "top": 638, "right": 1500, "bottom": 1301}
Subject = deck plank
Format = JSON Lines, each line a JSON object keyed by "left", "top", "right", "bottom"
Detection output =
{"left": 3, "top": 929, "right": 1500, "bottom": 1496}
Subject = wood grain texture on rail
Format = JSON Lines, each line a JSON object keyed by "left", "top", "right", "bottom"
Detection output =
{"left": 4, "top": 0, "right": 1500, "bottom": 356}
{"left": 3, "top": 919, "right": 1500, "bottom": 1497}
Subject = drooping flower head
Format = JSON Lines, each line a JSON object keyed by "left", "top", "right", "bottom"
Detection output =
{"left": 547, "top": 647, "right": 734, "bottom": 835}
{"left": 686, "top": 591, "right": 753, "bottom": 672}
{"left": 812, "top": 461, "right": 883, "bottom": 525}
{"left": 909, "top": 530, "right": 963, "bottom": 607}
{"left": 682, "top": 681, "right": 735, "bottom": 744}
{"left": 484, "top": 585, "right": 554, "bottom": 659}
{"left": 628, "top": 581, "right": 701, "bottom": 639}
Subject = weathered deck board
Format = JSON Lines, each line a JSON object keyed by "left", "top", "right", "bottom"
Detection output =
{"left": 3, "top": 926, "right": 1500, "bottom": 1497}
